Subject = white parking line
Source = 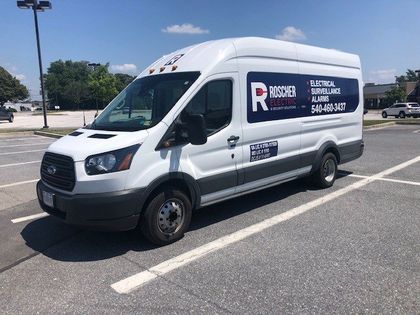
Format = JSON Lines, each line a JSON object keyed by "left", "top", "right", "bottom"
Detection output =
{"left": 345, "top": 173, "right": 420, "bottom": 186}
{"left": 0, "top": 136, "right": 45, "bottom": 142}
{"left": 111, "top": 155, "right": 420, "bottom": 294}
{"left": 0, "top": 149, "right": 45, "bottom": 156}
{"left": 0, "top": 142, "right": 52, "bottom": 148}
{"left": 0, "top": 160, "right": 41, "bottom": 168}
{"left": 0, "top": 179, "right": 38, "bottom": 189}
{"left": 11, "top": 213, "right": 49, "bottom": 224}
{"left": 413, "top": 130, "right": 420, "bottom": 134}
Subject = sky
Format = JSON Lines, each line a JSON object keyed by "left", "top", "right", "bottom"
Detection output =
{"left": 1, "top": 0, "right": 419, "bottom": 100}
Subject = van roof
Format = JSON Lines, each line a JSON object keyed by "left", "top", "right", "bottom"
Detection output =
{"left": 138, "top": 37, "right": 361, "bottom": 78}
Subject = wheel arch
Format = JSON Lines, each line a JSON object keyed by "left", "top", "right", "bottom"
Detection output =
{"left": 137, "top": 172, "right": 201, "bottom": 217}
{"left": 310, "top": 141, "right": 340, "bottom": 174}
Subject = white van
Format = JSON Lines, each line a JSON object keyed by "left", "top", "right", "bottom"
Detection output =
{"left": 37, "top": 37, "right": 364, "bottom": 245}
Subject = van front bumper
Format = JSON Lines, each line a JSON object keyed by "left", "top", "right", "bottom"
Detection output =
{"left": 36, "top": 180, "right": 144, "bottom": 231}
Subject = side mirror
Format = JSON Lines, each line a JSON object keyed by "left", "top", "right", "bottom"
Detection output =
{"left": 184, "top": 114, "right": 207, "bottom": 145}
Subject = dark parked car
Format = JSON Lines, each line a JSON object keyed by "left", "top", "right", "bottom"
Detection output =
{"left": 0, "top": 106, "right": 14, "bottom": 123}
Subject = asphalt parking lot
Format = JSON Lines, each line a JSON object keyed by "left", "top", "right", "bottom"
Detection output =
{"left": 0, "top": 125, "right": 419, "bottom": 314}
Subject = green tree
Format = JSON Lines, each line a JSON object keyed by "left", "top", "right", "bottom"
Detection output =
{"left": 63, "top": 81, "right": 89, "bottom": 110}
{"left": 114, "top": 73, "right": 135, "bottom": 92}
{"left": 384, "top": 85, "right": 406, "bottom": 106}
{"left": 44, "top": 60, "right": 92, "bottom": 110}
{"left": 44, "top": 60, "right": 135, "bottom": 110}
{"left": 395, "top": 69, "right": 420, "bottom": 83}
{"left": 88, "top": 64, "right": 118, "bottom": 108}
{"left": 0, "top": 66, "right": 29, "bottom": 105}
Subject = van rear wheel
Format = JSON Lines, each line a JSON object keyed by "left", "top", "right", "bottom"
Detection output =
{"left": 312, "top": 152, "right": 337, "bottom": 188}
{"left": 140, "top": 188, "right": 192, "bottom": 246}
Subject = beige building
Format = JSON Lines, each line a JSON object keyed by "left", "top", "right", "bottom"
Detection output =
{"left": 407, "top": 81, "right": 420, "bottom": 103}
{"left": 364, "top": 83, "right": 397, "bottom": 108}
{"left": 364, "top": 81, "right": 419, "bottom": 109}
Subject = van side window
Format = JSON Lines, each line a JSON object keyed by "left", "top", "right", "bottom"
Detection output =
{"left": 182, "top": 80, "right": 232, "bottom": 135}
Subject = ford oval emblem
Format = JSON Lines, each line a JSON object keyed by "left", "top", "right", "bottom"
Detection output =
{"left": 47, "top": 165, "right": 57, "bottom": 175}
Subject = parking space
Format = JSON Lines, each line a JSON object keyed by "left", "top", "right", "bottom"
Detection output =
{"left": 386, "top": 164, "right": 420, "bottom": 183}
{"left": 0, "top": 125, "right": 419, "bottom": 313}
{"left": 0, "top": 136, "right": 50, "bottom": 168}
{"left": 0, "top": 135, "right": 54, "bottom": 212}
{"left": 156, "top": 181, "right": 418, "bottom": 314}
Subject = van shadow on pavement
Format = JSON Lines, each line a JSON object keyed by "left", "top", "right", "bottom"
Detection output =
{"left": 21, "top": 173, "right": 352, "bottom": 263}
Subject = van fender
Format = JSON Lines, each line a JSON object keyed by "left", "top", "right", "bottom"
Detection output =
{"left": 137, "top": 172, "right": 201, "bottom": 213}
{"left": 310, "top": 141, "right": 340, "bottom": 174}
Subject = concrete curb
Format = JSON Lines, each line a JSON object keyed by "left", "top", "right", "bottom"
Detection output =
{"left": 363, "top": 122, "right": 396, "bottom": 130}
{"left": 395, "top": 120, "right": 420, "bottom": 125}
{"left": 33, "top": 131, "right": 63, "bottom": 139}
{"left": 363, "top": 120, "right": 420, "bottom": 130}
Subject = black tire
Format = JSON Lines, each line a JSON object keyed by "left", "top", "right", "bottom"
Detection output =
{"left": 8, "top": 115, "right": 13, "bottom": 123}
{"left": 399, "top": 111, "right": 405, "bottom": 119}
{"left": 381, "top": 111, "right": 387, "bottom": 118}
{"left": 140, "top": 188, "right": 192, "bottom": 246}
{"left": 312, "top": 152, "right": 338, "bottom": 188}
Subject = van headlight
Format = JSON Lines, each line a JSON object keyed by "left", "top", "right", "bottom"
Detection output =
{"left": 85, "top": 144, "right": 140, "bottom": 175}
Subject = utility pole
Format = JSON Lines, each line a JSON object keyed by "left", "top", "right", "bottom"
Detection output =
{"left": 17, "top": 0, "right": 52, "bottom": 128}
{"left": 88, "top": 63, "right": 101, "bottom": 117}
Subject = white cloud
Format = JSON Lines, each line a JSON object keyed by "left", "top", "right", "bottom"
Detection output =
{"left": 5, "top": 64, "right": 18, "bottom": 73}
{"left": 368, "top": 69, "right": 397, "bottom": 84}
{"left": 110, "top": 64, "right": 138, "bottom": 74}
{"left": 162, "top": 23, "right": 210, "bottom": 35}
{"left": 3, "top": 64, "right": 26, "bottom": 82}
{"left": 275, "top": 26, "right": 307, "bottom": 42}
{"left": 14, "top": 74, "right": 26, "bottom": 81}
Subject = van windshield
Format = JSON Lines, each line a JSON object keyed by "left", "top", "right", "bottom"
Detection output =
{"left": 92, "top": 72, "right": 200, "bottom": 131}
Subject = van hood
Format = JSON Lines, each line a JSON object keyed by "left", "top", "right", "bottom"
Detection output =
{"left": 46, "top": 128, "right": 149, "bottom": 162}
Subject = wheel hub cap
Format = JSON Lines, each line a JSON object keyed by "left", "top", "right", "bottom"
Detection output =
{"left": 323, "top": 159, "right": 335, "bottom": 182}
{"left": 158, "top": 199, "right": 184, "bottom": 234}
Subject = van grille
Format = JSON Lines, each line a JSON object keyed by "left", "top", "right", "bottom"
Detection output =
{"left": 41, "top": 152, "right": 75, "bottom": 191}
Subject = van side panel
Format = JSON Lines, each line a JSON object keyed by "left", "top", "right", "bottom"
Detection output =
{"left": 297, "top": 61, "right": 363, "bottom": 167}
{"left": 237, "top": 57, "right": 303, "bottom": 188}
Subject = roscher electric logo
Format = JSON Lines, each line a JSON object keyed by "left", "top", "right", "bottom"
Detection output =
{"left": 251, "top": 82, "right": 297, "bottom": 112}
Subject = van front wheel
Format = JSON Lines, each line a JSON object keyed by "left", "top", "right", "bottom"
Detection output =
{"left": 312, "top": 153, "right": 337, "bottom": 188}
{"left": 140, "top": 188, "right": 192, "bottom": 246}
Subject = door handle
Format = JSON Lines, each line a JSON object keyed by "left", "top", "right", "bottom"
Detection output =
{"left": 227, "top": 135, "right": 240, "bottom": 143}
